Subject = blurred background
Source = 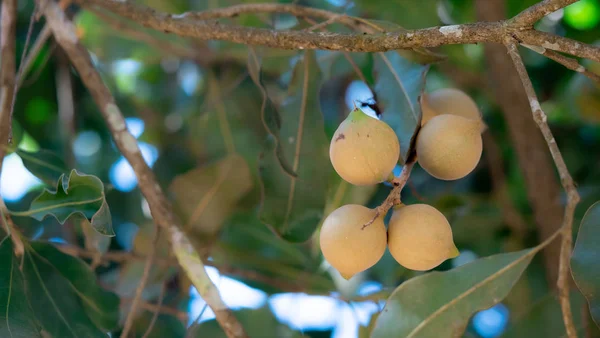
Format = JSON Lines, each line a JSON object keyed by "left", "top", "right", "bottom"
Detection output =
{"left": 2, "top": 0, "right": 600, "bottom": 337}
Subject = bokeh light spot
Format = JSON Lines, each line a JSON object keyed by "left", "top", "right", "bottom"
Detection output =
{"left": 564, "top": 0, "right": 600, "bottom": 30}
{"left": 472, "top": 303, "right": 510, "bottom": 338}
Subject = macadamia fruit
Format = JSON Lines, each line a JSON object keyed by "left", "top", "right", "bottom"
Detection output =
{"left": 416, "top": 114, "right": 483, "bottom": 180}
{"left": 330, "top": 108, "right": 400, "bottom": 186}
{"left": 320, "top": 204, "right": 387, "bottom": 279}
{"left": 388, "top": 204, "right": 459, "bottom": 271}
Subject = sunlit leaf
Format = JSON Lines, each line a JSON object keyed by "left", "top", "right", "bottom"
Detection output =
{"left": 16, "top": 148, "right": 67, "bottom": 186}
{"left": 373, "top": 52, "right": 428, "bottom": 163}
{"left": 258, "top": 51, "right": 333, "bottom": 242}
{"left": 0, "top": 237, "right": 41, "bottom": 337}
{"left": 571, "top": 200, "right": 600, "bottom": 327}
{"left": 170, "top": 154, "right": 253, "bottom": 244}
{"left": 247, "top": 48, "right": 296, "bottom": 177}
{"left": 16, "top": 170, "right": 114, "bottom": 236}
{"left": 371, "top": 248, "right": 539, "bottom": 338}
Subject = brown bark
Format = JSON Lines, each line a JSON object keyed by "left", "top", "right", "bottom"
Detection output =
{"left": 475, "top": 0, "right": 563, "bottom": 286}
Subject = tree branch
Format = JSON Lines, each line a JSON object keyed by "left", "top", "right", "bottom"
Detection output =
{"left": 80, "top": 0, "right": 600, "bottom": 63}
{"left": 0, "top": 0, "right": 17, "bottom": 154}
{"left": 38, "top": 1, "right": 248, "bottom": 337}
{"left": 505, "top": 38, "right": 580, "bottom": 338}
{"left": 511, "top": 0, "right": 579, "bottom": 27}
{"left": 81, "top": 0, "right": 504, "bottom": 50}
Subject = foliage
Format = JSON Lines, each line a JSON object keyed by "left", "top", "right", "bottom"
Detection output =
{"left": 1, "top": 0, "right": 600, "bottom": 337}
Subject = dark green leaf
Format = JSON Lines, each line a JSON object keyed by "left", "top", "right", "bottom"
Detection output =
{"left": 16, "top": 149, "right": 67, "bottom": 186}
{"left": 170, "top": 155, "right": 253, "bottom": 243}
{"left": 247, "top": 48, "right": 296, "bottom": 177}
{"left": 28, "top": 242, "right": 120, "bottom": 332}
{"left": 258, "top": 51, "right": 332, "bottom": 242}
{"left": 0, "top": 236, "right": 41, "bottom": 338}
{"left": 571, "top": 200, "right": 600, "bottom": 327}
{"left": 371, "top": 248, "right": 538, "bottom": 338}
{"left": 373, "top": 52, "right": 428, "bottom": 163}
{"left": 17, "top": 170, "right": 114, "bottom": 236}
{"left": 0, "top": 240, "right": 121, "bottom": 338}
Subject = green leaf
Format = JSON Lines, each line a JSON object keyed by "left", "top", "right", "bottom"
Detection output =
{"left": 16, "top": 170, "right": 114, "bottom": 236}
{"left": 501, "top": 291, "right": 590, "bottom": 338}
{"left": 0, "top": 236, "right": 42, "bottom": 338}
{"left": 22, "top": 242, "right": 119, "bottom": 337}
{"left": 214, "top": 212, "right": 334, "bottom": 294}
{"left": 190, "top": 69, "right": 267, "bottom": 192}
{"left": 258, "top": 51, "right": 333, "bottom": 242}
{"left": 247, "top": 48, "right": 297, "bottom": 177}
{"left": 16, "top": 149, "right": 67, "bottom": 186}
{"left": 353, "top": 0, "right": 440, "bottom": 29}
{"left": 373, "top": 52, "right": 428, "bottom": 163}
{"left": 28, "top": 242, "right": 120, "bottom": 332}
{"left": 371, "top": 248, "right": 539, "bottom": 338}
{"left": 170, "top": 154, "right": 253, "bottom": 242}
{"left": 571, "top": 200, "right": 600, "bottom": 327}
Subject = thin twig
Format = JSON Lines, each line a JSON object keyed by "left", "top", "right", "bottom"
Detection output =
{"left": 58, "top": 242, "right": 312, "bottom": 292}
{"left": 17, "top": 25, "right": 52, "bottom": 87}
{"left": 22, "top": 42, "right": 57, "bottom": 87}
{"left": 121, "top": 227, "right": 161, "bottom": 338}
{"left": 10, "top": 2, "right": 38, "bottom": 143}
{"left": 505, "top": 38, "right": 580, "bottom": 338}
{"left": 141, "top": 281, "right": 167, "bottom": 338}
{"left": 38, "top": 1, "right": 248, "bottom": 337}
{"left": 511, "top": 0, "right": 579, "bottom": 27}
{"left": 121, "top": 298, "right": 189, "bottom": 322}
{"left": 521, "top": 44, "right": 600, "bottom": 84}
{"left": 362, "top": 160, "right": 416, "bottom": 230}
{"left": 89, "top": 7, "right": 202, "bottom": 62}
{"left": 302, "top": 17, "right": 369, "bottom": 87}
{"left": 16, "top": 0, "right": 71, "bottom": 88}
{"left": 304, "top": 14, "right": 345, "bottom": 32}
{"left": 0, "top": 0, "right": 20, "bottom": 259}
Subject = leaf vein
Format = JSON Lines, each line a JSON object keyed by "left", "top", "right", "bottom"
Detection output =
{"left": 283, "top": 53, "right": 309, "bottom": 230}
{"left": 378, "top": 53, "right": 416, "bottom": 120}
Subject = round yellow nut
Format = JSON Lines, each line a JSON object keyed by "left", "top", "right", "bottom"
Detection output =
{"left": 388, "top": 204, "right": 459, "bottom": 271}
{"left": 421, "top": 88, "right": 481, "bottom": 126}
{"left": 416, "top": 114, "right": 483, "bottom": 181}
{"left": 330, "top": 108, "right": 400, "bottom": 186}
{"left": 320, "top": 204, "right": 387, "bottom": 279}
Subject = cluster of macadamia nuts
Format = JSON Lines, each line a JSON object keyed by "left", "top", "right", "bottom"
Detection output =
{"left": 321, "top": 88, "right": 483, "bottom": 279}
